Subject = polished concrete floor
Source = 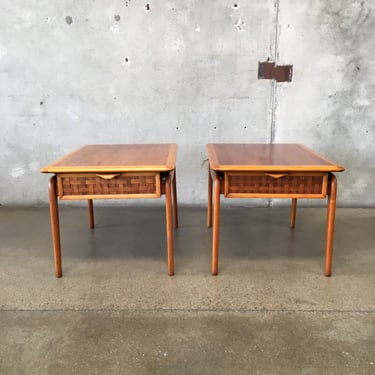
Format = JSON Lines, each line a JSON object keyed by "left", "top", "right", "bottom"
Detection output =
{"left": 0, "top": 205, "right": 374, "bottom": 374}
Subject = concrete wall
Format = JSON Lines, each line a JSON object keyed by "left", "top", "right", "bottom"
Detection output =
{"left": 276, "top": 0, "right": 375, "bottom": 206}
{"left": 0, "top": 0, "right": 374, "bottom": 206}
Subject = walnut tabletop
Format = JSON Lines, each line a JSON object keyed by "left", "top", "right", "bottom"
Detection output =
{"left": 41, "top": 144, "right": 177, "bottom": 173}
{"left": 206, "top": 144, "right": 345, "bottom": 172}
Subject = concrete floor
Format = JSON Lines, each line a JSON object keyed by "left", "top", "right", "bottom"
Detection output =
{"left": 0, "top": 205, "right": 374, "bottom": 374}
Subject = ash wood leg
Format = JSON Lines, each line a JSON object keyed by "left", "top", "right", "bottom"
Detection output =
{"left": 48, "top": 176, "right": 62, "bottom": 278}
{"left": 212, "top": 173, "right": 221, "bottom": 275}
{"left": 88, "top": 200, "right": 95, "bottom": 229}
{"left": 207, "top": 165, "right": 213, "bottom": 227}
{"left": 172, "top": 169, "right": 179, "bottom": 228}
{"left": 325, "top": 174, "right": 337, "bottom": 276}
{"left": 165, "top": 172, "right": 174, "bottom": 276}
{"left": 290, "top": 198, "right": 297, "bottom": 228}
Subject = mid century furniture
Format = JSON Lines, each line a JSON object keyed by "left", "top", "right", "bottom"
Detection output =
{"left": 41, "top": 144, "right": 178, "bottom": 277}
{"left": 206, "top": 144, "right": 345, "bottom": 276}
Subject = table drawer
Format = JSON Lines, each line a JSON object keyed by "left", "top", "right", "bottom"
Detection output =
{"left": 57, "top": 173, "right": 161, "bottom": 199}
{"left": 225, "top": 172, "right": 328, "bottom": 198}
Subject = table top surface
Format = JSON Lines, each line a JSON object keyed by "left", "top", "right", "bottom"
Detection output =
{"left": 206, "top": 144, "right": 345, "bottom": 172}
{"left": 41, "top": 144, "right": 178, "bottom": 173}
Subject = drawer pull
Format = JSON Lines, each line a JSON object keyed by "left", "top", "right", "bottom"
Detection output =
{"left": 95, "top": 173, "right": 121, "bottom": 180}
{"left": 264, "top": 173, "right": 289, "bottom": 179}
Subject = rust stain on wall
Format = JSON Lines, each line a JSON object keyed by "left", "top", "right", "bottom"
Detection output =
{"left": 258, "top": 61, "right": 293, "bottom": 82}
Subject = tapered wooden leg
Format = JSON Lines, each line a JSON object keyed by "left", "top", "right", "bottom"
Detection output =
{"left": 48, "top": 176, "right": 62, "bottom": 277}
{"left": 212, "top": 173, "right": 221, "bottom": 275}
{"left": 88, "top": 199, "right": 95, "bottom": 229}
{"left": 290, "top": 198, "right": 297, "bottom": 228}
{"left": 165, "top": 172, "right": 174, "bottom": 276}
{"left": 172, "top": 169, "right": 179, "bottom": 228}
{"left": 325, "top": 174, "right": 337, "bottom": 276}
{"left": 207, "top": 165, "right": 213, "bottom": 227}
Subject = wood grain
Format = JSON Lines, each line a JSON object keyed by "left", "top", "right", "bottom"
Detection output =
{"left": 41, "top": 144, "right": 177, "bottom": 173}
{"left": 206, "top": 144, "right": 345, "bottom": 172}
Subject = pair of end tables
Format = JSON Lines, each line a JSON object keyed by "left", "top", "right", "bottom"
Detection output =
{"left": 40, "top": 143, "right": 344, "bottom": 278}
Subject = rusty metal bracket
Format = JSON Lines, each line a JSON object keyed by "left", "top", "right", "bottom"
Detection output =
{"left": 258, "top": 61, "right": 293, "bottom": 82}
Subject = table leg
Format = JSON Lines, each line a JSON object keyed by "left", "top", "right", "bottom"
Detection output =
{"left": 88, "top": 199, "right": 95, "bottom": 229}
{"left": 207, "top": 165, "right": 213, "bottom": 228}
{"left": 48, "top": 176, "right": 62, "bottom": 278}
{"left": 165, "top": 172, "right": 174, "bottom": 276}
{"left": 212, "top": 173, "right": 221, "bottom": 275}
{"left": 325, "top": 174, "right": 337, "bottom": 276}
{"left": 290, "top": 198, "right": 297, "bottom": 228}
{"left": 172, "top": 168, "right": 179, "bottom": 228}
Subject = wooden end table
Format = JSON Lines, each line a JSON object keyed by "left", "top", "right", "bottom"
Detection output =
{"left": 206, "top": 144, "right": 345, "bottom": 276}
{"left": 41, "top": 144, "right": 178, "bottom": 277}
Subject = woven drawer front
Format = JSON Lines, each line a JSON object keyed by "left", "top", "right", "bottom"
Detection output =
{"left": 225, "top": 172, "right": 327, "bottom": 198}
{"left": 57, "top": 173, "right": 160, "bottom": 199}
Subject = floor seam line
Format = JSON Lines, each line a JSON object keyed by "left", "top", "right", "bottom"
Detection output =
{"left": 1, "top": 308, "right": 375, "bottom": 313}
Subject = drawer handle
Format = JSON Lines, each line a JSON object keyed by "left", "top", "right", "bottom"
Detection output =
{"left": 264, "top": 173, "right": 289, "bottom": 179}
{"left": 96, "top": 173, "right": 121, "bottom": 180}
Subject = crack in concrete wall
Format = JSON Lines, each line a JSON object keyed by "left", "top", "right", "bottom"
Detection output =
{"left": 270, "top": 0, "right": 280, "bottom": 145}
